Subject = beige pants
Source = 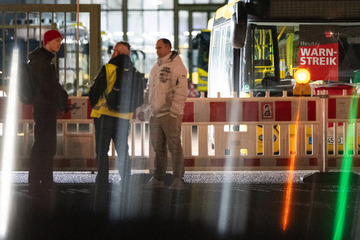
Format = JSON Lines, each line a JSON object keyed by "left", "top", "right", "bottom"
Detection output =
{"left": 150, "top": 114, "right": 184, "bottom": 180}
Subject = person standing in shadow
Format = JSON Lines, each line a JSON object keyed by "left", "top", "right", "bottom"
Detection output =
{"left": 28, "top": 29, "right": 68, "bottom": 195}
{"left": 89, "top": 41, "right": 135, "bottom": 212}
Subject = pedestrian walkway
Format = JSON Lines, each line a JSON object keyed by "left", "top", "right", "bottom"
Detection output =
{"left": 2, "top": 170, "right": 360, "bottom": 240}
{"left": 4, "top": 170, "right": 317, "bottom": 184}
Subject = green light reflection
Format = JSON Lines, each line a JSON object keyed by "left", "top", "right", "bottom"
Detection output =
{"left": 333, "top": 95, "right": 358, "bottom": 240}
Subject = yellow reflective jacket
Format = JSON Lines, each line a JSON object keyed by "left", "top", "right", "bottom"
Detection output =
{"left": 90, "top": 63, "right": 133, "bottom": 119}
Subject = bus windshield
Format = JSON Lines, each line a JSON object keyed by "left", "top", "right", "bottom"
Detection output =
{"left": 208, "top": 21, "right": 360, "bottom": 97}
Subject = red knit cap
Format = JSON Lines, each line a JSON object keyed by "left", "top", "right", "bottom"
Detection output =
{"left": 43, "top": 30, "right": 63, "bottom": 45}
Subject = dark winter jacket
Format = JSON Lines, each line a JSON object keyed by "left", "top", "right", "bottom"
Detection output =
{"left": 28, "top": 47, "right": 68, "bottom": 110}
{"left": 90, "top": 54, "right": 135, "bottom": 119}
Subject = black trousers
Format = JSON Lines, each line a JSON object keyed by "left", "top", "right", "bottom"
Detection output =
{"left": 94, "top": 115, "right": 131, "bottom": 186}
{"left": 28, "top": 107, "right": 57, "bottom": 186}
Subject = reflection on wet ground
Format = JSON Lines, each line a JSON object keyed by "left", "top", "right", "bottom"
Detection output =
{"left": 2, "top": 171, "right": 360, "bottom": 240}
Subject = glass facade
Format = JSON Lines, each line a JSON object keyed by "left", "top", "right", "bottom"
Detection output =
{"left": 0, "top": 0, "right": 225, "bottom": 95}
{"left": 84, "top": 0, "right": 223, "bottom": 76}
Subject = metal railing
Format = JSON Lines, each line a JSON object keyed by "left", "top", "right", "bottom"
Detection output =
{"left": 0, "top": 4, "right": 101, "bottom": 95}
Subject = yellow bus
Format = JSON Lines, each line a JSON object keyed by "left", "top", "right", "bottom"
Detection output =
{"left": 208, "top": 0, "right": 360, "bottom": 155}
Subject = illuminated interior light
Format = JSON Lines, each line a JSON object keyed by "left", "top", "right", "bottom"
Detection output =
{"left": 0, "top": 47, "right": 19, "bottom": 239}
{"left": 207, "top": 18, "right": 214, "bottom": 30}
{"left": 333, "top": 95, "right": 358, "bottom": 240}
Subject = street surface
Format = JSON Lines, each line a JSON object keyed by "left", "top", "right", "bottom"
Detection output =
{"left": 2, "top": 170, "right": 360, "bottom": 240}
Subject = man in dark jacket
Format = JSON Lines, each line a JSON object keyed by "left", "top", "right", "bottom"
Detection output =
{"left": 90, "top": 41, "right": 134, "bottom": 196}
{"left": 28, "top": 30, "right": 68, "bottom": 194}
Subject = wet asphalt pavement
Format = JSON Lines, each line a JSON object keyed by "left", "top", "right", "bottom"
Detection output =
{"left": 3, "top": 171, "right": 360, "bottom": 240}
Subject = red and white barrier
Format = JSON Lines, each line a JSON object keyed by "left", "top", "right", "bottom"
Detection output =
{"left": 324, "top": 94, "right": 360, "bottom": 170}
{"left": 1, "top": 93, "right": 360, "bottom": 172}
{"left": 182, "top": 98, "right": 317, "bottom": 123}
{"left": 177, "top": 96, "right": 322, "bottom": 171}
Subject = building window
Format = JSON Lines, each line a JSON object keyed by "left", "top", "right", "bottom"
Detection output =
{"left": 128, "top": 10, "right": 174, "bottom": 73}
{"left": 129, "top": 0, "right": 173, "bottom": 10}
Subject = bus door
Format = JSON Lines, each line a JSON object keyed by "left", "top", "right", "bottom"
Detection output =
{"left": 192, "top": 30, "right": 210, "bottom": 94}
{"left": 243, "top": 24, "right": 280, "bottom": 95}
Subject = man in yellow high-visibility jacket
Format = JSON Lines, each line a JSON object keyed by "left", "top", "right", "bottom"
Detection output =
{"left": 90, "top": 41, "right": 134, "bottom": 196}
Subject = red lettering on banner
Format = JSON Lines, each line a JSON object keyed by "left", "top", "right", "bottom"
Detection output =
{"left": 299, "top": 43, "right": 338, "bottom": 81}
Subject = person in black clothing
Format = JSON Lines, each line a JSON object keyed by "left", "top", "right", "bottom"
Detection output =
{"left": 28, "top": 30, "right": 68, "bottom": 193}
